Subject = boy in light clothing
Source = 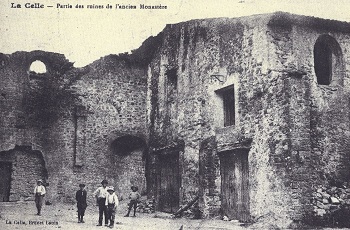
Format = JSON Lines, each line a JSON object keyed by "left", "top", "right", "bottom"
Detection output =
{"left": 34, "top": 179, "right": 46, "bottom": 215}
{"left": 105, "top": 186, "right": 119, "bottom": 228}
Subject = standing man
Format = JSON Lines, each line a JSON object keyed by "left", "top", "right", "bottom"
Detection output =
{"left": 93, "top": 179, "right": 108, "bottom": 226}
{"left": 75, "top": 183, "right": 87, "bottom": 223}
{"left": 34, "top": 179, "right": 46, "bottom": 215}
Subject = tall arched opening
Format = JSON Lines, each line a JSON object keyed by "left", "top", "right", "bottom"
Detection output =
{"left": 0, "top": 146, "right": 47, "bottom": 202}
{"left": 314, "top": 35, "right": 344, "bottom": 86}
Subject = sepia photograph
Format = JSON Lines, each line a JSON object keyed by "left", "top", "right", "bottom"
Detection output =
{"left": 1, "top": 0, "right": 350, "bottom": 229}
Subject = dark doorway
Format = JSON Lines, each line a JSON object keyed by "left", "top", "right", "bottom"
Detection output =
{"left": 110, "top": 135, "right": 147, "bottom": 197}
{"left": 0, "top": 162, "right": 12, "bottom": 202}
{"left": 220, "top": 149, "right": 249, "bottom": 221}
{"left": 158, "top": 152, "right": 180, "bottom": 213}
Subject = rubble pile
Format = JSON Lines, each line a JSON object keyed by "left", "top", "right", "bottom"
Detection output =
{"left": 311, "top": 184, "right": 350, "bottom": 227}
{"left": 136, "top": 199, "right": 155, "bottom": 213}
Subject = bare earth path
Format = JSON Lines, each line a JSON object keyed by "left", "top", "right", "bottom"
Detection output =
{"left": 0, "top": 201, "right": 246, "bottom": 230}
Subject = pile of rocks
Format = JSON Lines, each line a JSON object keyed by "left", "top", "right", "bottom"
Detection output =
{"left": 312, "top": 185, "right": 350, "bottom": 217}
{"left": 137, "top": 198, "right": 155, "bottom": 213}
{"left": 310, "top": 184, "right": 350, "bottom": 227}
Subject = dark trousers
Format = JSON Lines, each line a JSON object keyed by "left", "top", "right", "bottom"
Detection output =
{"left": 35, "top": 194, "right": 44, "bottom": 214}
{"left": 77, "top": 205, "right": 86, "bottom": 221}
{"left": 106, "top": 204, "right": 116, "bottom": 227}
{"left": 98, "top": 198, "right": 107, "bottom": 225}
{"left": 126, "top": 200, "right": 138, "bottom": 216}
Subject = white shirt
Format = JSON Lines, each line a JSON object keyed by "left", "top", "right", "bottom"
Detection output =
{"left": 105, "top": 192, "right": 119, "bottom": 208}
{"left": 34, "top": 185, "right": 46, "bottom": 195}
{"left": 93, "top": 186, "right": 108, "bottom": 198}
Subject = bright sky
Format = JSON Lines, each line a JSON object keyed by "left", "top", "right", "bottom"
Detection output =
{"left": 1, "top": 0, "right": 350, "bottom": 67}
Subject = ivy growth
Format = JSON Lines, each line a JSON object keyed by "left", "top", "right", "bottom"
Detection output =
{"left": 25, "top": 63, "right": 87, "bottom": 128}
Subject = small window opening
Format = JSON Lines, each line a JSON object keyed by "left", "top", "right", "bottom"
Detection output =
{"left": 167, "top": 69, "right": 177, "bottom": 90}
{"left": 166, "top": 69, "right": 178, "bottom": 102}
{"left": 216, "top": 86, "right": 235, "bottom": 127}
{"left": 29, "top": 60, "right": 47, "bottom": 75}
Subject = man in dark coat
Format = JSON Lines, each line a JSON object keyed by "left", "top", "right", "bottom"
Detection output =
{"left": 75, "top": 183, "right": 87, "bottom": 223}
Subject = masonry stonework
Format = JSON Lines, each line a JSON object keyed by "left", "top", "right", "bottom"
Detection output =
{"left": 1, "top": 12, "right": 350, "bottom": 228}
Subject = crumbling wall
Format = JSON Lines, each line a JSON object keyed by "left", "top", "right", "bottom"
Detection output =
{"left": 0, "top": 51, "right": 80, "bottom": 202}
{"left": 0, "top": 51, "right": 149, "bottom": 203}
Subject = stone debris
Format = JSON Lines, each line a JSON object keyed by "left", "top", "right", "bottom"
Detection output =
{"left": 137, "top": 198, "right": 156, "bottom": 213}
{"left": 311, "top": 184, "right": 350, "bottom": 220}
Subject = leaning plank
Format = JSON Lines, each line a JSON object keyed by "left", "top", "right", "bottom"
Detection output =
{"left": 173, "top": 196, "right": 199, "bottom": 217}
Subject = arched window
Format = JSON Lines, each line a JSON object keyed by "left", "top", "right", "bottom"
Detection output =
{"left": 314, "top": 35, "right": 343, "bottom": 85}
{"left": 29, "top": 60, "right": 47, "bottom": 75}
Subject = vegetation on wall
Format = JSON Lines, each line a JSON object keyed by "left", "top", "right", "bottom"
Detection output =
{"left": 25, "top": 64, "right": 87, "bottom": 127}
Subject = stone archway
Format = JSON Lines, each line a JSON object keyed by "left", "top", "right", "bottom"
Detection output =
{"left": 0, "top": 145, "right": 47, "bottom": 201}
{"left": 110, "top": 135, "right": 147, "bottom": 198}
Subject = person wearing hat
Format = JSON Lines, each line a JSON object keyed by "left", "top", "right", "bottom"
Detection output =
{"left": 105, "top": 186, "right": 119, "bottom": 228}
{"left": 75, "top": 183, "right": 87, "bottom": 223}
{"left": 33, "top": 179, "right": 46, "bottom": 215}
{"left": 124, "top": 186, "right": 141, "bottom": 217}
{"left": 93, "top": 179, "right": 109, "bottom": 226}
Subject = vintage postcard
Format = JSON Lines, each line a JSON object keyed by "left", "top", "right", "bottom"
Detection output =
{"left": 1, "top": 0, "right": 350, "bottom": 229}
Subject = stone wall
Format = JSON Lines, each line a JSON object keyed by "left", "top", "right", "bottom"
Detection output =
{"left": 147, "top": 12, "right": 350, "bottom": 227}
{"left": 265, "top": 14, "right": 350, "bottom": 225}
{"left": 146, "top": 16, "right": 294, "bottom": 221}
{"left": 71, "top": 55, "right": 148, "bottom": 200}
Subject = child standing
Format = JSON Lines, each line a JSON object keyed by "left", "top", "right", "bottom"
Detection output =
{"left": 75, "top": 183, "right": 87, "bottom": 223}
{"left": 105, "top": 186, "right": 119, "bottom": 228}
{"left": 34, "top": 179, "right": 46, "bottom": 215}
{"left": 124, "top": 186, "right": 141, "bottom": 217}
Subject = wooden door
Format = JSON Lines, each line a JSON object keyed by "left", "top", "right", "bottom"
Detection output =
{"left": 220, "top": 149, "right": 249, "bottom": 221}
{"left": 0, "top": 162, "right": 12, "bottom": 202}
{"left": 158, "top": 153, "right": 180, "bottom": 213}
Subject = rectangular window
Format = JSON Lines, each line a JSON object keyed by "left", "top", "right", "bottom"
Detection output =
{"left": 217, "top": 86, "right": 235, "bottom": 127}
{"left": 166, "top": 69, "right": 178, "bottom": 103}
{"left": 167, "top": 69, "right": 177, "bottom": 92}
{"left": 74, "top": 107, "right": 86, "bottom": 167}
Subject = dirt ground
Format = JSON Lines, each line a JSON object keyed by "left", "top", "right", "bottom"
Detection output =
{"left": 0, "top": 201, "right": 246, "bottom": 230}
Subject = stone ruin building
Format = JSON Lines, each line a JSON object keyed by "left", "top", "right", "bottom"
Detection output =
{"left": 1, "top": 12, "right": 350, "bottom": 228}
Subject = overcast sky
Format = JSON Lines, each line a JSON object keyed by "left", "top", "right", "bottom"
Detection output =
{"left": 1, "top": 0, "right": 350, "bottom": 67}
